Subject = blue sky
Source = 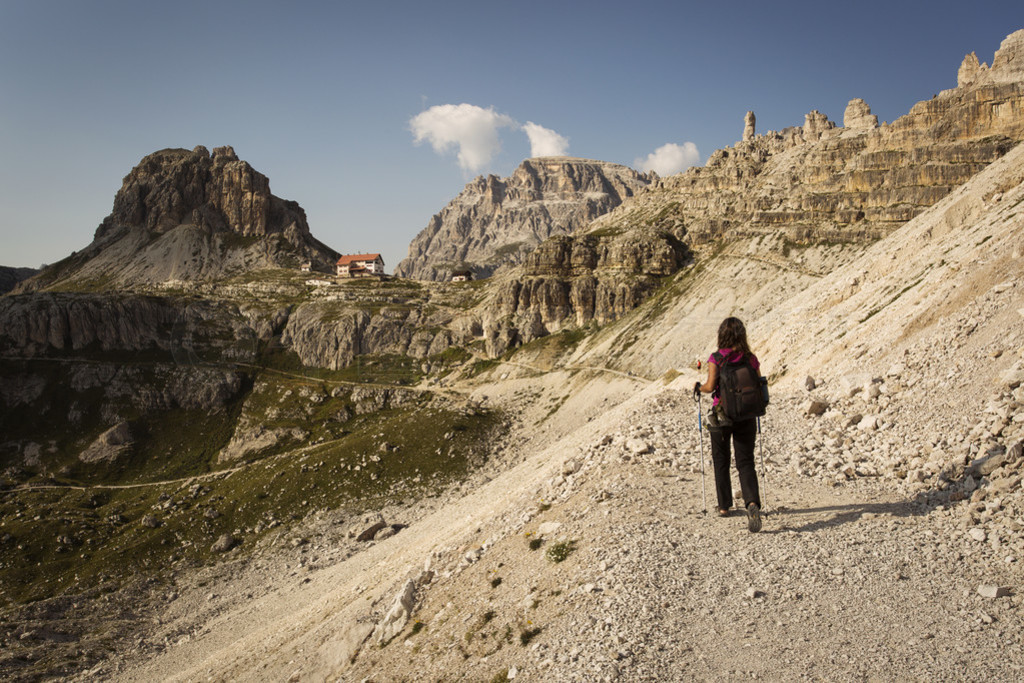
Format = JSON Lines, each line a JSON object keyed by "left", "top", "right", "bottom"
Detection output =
{"left": 1, "top": 1, "right": 1022, "bottom": 271}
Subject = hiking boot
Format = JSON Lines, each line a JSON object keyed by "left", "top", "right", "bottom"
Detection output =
{"left": 746, "top": 503, "right": 762, "bottom": 533}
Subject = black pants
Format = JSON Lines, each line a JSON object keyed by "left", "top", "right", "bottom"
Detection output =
{"left": 708, "top": 415, "right": 760, "bottom": 511}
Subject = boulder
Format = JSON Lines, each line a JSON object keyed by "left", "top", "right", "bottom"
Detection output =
{"left": 839, "top": 375, "right": 869, "bottom": 398}
{"left": 211, "top": 534, "right": 238, "bottom": 553}
{"left": 354, "top": 514, "right": 387, "bottom": 542}
{"left": 140, "top": 514, "right": 162, "bottom": 529}
{"left": 803, "top": 399, "right": 829, "bottom": 416}
{"left": 79, "top": 421, "right": 134, "bottom": 464}
{"left": 375, "top": 579, "right": 417, "bottom": 644}
{"left": 969, "top": 443, "right": 1019, "bottom": 477}
{"left": 977, "top": 584, "right": 1010, "bottom": 598}
{"left": 626, "top": 438, "right": 651, "bottom": 455}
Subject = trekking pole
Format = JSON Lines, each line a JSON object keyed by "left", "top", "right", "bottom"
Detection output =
{"left": 757, "top": 416, "right": 768, "bottom": 516}
{"left": 695, "top": 392, "right": 707, "bottom": 516}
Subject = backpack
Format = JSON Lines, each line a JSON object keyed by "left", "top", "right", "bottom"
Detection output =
{"left": 713, "top": 351, "right": 768, "bottom": 422}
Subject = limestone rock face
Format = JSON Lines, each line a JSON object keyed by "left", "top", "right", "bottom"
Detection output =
{"left": 956, "top": 29, "right": 1024, "bottom": 87}
{"left": 958, "top": 52, "right": 984, "bottom": 87}
{"left": 395, "top": 157, "right": 652, "bottom": 281}
{"left": 98, "top": 146, "right": 286, "bottom": 240}
{"left": 990, "top": 28, "right": 1024, "bottom": 82}
{"left": 280, "top": 302, "right": 457, "bottom": 370}
{"left": 843, "top": 98, "right": 878, "bottom": 130}
{"left": 481, "top": 227, "right": 689, "bottom": 354}
{"left": 0, "top": 293, "right": 184, "bottom": 355}
{"left": 0, "top": 292, "right": 247, "bottom": 426}
{"left": 803, "top": 110, "right": 836, "bottom": 141}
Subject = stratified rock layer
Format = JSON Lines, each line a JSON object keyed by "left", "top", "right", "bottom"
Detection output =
{"left": 480, "top": 227, "right": 690, "bottom": 355}
{"left": 395, "top": 157, "right": 653, "bottom": 281}
{"left": 593, "top": 29, "right": 1024, "bottom": 246}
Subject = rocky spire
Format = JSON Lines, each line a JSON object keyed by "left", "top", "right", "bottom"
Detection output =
{"left": 958, "top": 51, "right": 984, "bottom": 87}
{"left": 802, "top": 110, "right": 835, "bottom": 141}
{"left": 743, "top": 111, "right": 756, "bottom": 142}
{"left": 956, "top": 28, "right": 1024, "bottom": 87}
{"left": 843, "top": 98, "right": 878, "bottom": 130}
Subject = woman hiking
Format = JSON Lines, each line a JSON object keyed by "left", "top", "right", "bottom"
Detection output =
{"left": 694, "top": 317, "right": 763, "bottom": 532}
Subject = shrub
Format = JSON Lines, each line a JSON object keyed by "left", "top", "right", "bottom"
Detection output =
{"left": 520, "top": 626, "right": 542, "bottom": 645}
{"left": 546, "top": 540, "right": 577, "bottom": 563}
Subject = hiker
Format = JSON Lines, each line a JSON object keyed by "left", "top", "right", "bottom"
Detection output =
{"left": 693, "top": 317, "right": 763, "bottom": 532}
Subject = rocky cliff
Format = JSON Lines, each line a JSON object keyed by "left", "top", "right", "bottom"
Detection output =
{"left": 477, "top": 227, "right": 689, "bottom": 354}
{"left": 395, "top": 157, "right": 653, "bottom": 281}
{"left": 18, "top": 146, "right": 339, "bottom": 291}
{"left": 0, "top": 291, "right": 264, "bottom": 358}
{"left": 281, "top": 301, "right": 459, "bottom": 370}
{"left": 592, "top": 29, "right": 1024, "bottom": 247}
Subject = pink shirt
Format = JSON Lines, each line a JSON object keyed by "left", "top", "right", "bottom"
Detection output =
{"left": 708, "top": 348, "right": 760, "bottom": 406}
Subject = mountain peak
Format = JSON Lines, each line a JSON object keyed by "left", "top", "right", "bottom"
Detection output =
{"left": 395, "top": 158, "right": 652, "bottom": 281}
{"left": 21, "top": 146, "right": 338, "bottom": 291}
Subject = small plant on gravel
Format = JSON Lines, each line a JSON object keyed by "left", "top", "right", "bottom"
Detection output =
{"left": 490, "top": 577, "right": 502, "bottom": 588}
{"left": 537, "top": 501, "right": 551, "bottom": 512}
{"left": 519, "top": 625, "right": 542, "bottom": 645}
{"left": 411, "top": 620, "right": 425, "bottom": 635}
{"left": 545, "top": 540, "right": 576, "bottom": 563}
{"left": 483, "top": 610, "right": 496, "bottom": 624}
{"left": 529, "top": 537, "right": 543, "bottom": 550}
{"left": 490, "top": 670, "right": 509, "bottom": 683}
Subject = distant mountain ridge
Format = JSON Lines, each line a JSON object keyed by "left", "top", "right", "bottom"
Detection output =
{"left": 394, "top": 157, "right": 653, "bottom": 281}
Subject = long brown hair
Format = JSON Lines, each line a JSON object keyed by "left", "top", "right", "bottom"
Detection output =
{"left": 717, "top": 317, "right": 752, "bottom": 356}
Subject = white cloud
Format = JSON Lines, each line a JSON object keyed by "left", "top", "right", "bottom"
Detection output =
{"left": 523, "top": 121, "right": 570, "bottom": 157}
{"left": 410, "top": 103, "right": 517, "bottom": 173}
{"left": 634, "top": 142, "right": 700, "bottom": 176}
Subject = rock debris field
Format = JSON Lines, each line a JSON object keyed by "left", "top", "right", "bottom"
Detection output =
{"left": 340, "top": 380, "right": 1024, "bottom": 682}
{"left": 103, "top": 353, "right": 1023, "bottom": 682}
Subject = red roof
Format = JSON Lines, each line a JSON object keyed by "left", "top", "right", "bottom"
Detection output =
{"left": 337, "top": 253, "right": 382, "bottom": 265}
